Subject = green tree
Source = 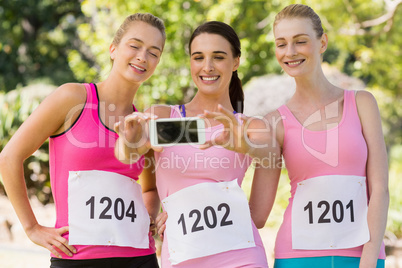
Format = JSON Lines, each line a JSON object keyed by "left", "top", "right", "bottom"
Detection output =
{"left": 0, "top": 0, "right": 86, "bottom": 92}
{"left": 314, "top": 0, "right": 402, "bottom": 151}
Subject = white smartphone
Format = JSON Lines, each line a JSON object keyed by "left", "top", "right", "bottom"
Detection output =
{"left": 149, "top": 117, "right": 206, "bottom": 146}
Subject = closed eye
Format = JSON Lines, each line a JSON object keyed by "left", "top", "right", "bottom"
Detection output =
{"left": 148, "top": 51, "right": 158, "bottom": 58}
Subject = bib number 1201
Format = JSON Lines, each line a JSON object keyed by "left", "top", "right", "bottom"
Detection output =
{"left": 304, "top": 199, "right": 354, "bottom": 224}
{"left": 178, "top": 203, "right": 233, "bottom": 235}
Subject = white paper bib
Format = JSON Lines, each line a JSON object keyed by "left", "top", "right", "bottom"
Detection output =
{"left": 68, "top": 170, "right": 150, "bottom": 248}
{"left": 292, "top": 175, "right": 370, "bottom": 250}
{"left": 162, "top": 179, "right": 255, "bottom": 265}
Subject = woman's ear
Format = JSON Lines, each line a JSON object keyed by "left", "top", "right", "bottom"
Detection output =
{"left": 320, "top": 33, "right": 328, "bottom": 54}
{"left": 110, "top": 43, "right": 116, "bottom": 60}
{"left": 233, "top": 56, "right": 240, "bottom": 72}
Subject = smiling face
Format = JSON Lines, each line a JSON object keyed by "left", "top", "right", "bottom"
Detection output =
{"left": 274, "top": 17, "right": 327, "bottom": 78}
{"left": 190, "top": 33, "right": 239, "bottom": 97}
{"left": 110, "top": 21, "right": 164, "bottom": 84}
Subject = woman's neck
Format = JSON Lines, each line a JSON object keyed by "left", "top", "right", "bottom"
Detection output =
{"left": 292, "top": 67, "right": 341, "bottom": 105}
{"left": 96, "top": 77, "right": 140, "bottom": 110}
{"left": 185, "top": 92, "right": 234, "bottom": 116}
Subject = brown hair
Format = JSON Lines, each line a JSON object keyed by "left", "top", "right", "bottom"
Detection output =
{"left": 112, "top": 13, "right": 166, "bottom": 49}
{"left": 189, "top": 21, "right": 244, "bottom": 113}
{"left": 274, "top": 4, "right": 324, "bottom": 38}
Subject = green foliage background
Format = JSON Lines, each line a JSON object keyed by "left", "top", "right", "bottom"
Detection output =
{"left": 0, "top": 0, "right": 401, "bottom": 236}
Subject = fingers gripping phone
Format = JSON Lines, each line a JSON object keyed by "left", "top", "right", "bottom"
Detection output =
{"left": 149, "top": 117, "right": 206, "bottom": 146}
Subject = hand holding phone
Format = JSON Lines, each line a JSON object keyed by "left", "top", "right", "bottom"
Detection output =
{"left": 149, "top": 117, "right": 206, "bottom": 147}
{"left": 115, "top": 112, "right": 162, "bottom": 164}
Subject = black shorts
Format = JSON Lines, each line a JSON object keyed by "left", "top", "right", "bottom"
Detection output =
{"left": 50, "top": 254, "right": 159, "bottom": 268}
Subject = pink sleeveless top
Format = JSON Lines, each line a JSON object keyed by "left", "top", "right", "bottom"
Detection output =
{"left": 49, "top": 83, "right": 155, "bottom": 259}
{"left": 154, "top": 105, "right": 268, "bottom": 268}
{"left": 275, "top": 90, "right": 386, "bottom": 259}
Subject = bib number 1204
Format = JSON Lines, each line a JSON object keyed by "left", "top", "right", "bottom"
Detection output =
{"left": 86, "top": 196, "right": 137, "bottom": 222}
{"left": 178, "top": 203, "right": 233, "bottom": 235}
{"left": 304, "top": 199, "right": 354, "bottom": 224}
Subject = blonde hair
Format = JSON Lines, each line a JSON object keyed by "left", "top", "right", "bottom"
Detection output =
{"left": 274, "top": 4, "right": 324, "bottom": 38}
{"left": 112, "top": 13, "right": 166, "bottom": 49}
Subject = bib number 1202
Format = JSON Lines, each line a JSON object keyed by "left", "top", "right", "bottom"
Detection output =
{"left": 178, "top": 203, "right": 233, "bottom": 235}
{"left": 86, "top": 196, "right": 137, "bottom": 222}
{"left": 304, "top": 199, "right": 354, "bottom": 224}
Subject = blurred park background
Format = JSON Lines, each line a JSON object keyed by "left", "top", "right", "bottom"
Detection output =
{"left": 0, "top": 0, "right": 401, "bottom": 267}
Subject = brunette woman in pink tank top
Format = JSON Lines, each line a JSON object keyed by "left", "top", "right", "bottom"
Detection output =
{"left": 115, "top": 22, "right": 279, "bottom": 267}
{"left": 215, "top": 4, "right": 388, "bottom": 268}
{"left": 0, "top": 13, "right": 166, "bottom": 268}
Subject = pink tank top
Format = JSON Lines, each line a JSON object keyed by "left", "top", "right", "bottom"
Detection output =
{"left": 49, "top": 83, "right": 155, "bottom": 259}
{"left": 275, "top": 90, "right": 386, "bottom": 259}
{"left": 154, "top": 105, "right": 268, "bottom": 268}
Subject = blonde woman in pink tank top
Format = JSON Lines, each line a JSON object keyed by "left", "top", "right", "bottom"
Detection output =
{"left": 0, "top": 13, "right": 166, "bottom": 268}
{"left": 203, "top": 4, "right": 388, "bottom": 268}
{"left": 115, "top": 22, "right": 281, "bottom": 267}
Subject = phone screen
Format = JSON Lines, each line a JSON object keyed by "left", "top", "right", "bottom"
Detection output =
{"left": 156, "top": 120, "right": 199, "bottom": 144}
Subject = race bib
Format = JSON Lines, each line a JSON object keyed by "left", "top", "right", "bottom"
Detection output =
{"left": 292, "top": 175, "right": 370, "bottom": 250}
{"left": 162, "top": 179, "right": 255, "bottom": 265}
{"left": 68, "top": 170, "right": 150, "bottom": 248}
